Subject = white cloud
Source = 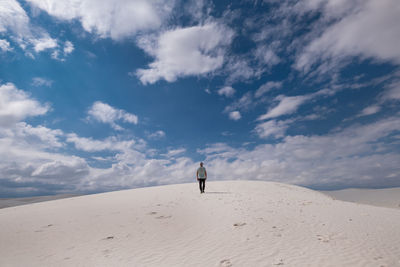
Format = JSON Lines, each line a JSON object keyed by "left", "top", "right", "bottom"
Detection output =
{"left": 382, "top": 80, "right": 400, "bottom": 101}
{"left": 148, "top": 130, "right": 166, "bottom": 139}
{"left": 2, "top": 103, "right": 400, "bottom": 196}
{"left": 163, "top": 148, "right": 186, "bottom": 158}
{"left": 64, "top": 40, "right": 74, "bottom": 54}
{"left": 257, "top": 94, "right": 310, "bottom": 121}
{"left": 49, "top": 41, "right": 74, "bottom": 61}
{"left": 296, "top": 0, "right": 400, "bottom": 72}
{"left": 229, "top": 111, "right": 241, "bottom": 121}
{"left": 254, "top": 119, "right": 291, "bottom": 139}
{"left": 199, "top": 116, "right": 400, "bottom": 188}
{"left": 0, "top": 130, "right": 89, "bottom": 197}
{"left": 87, "top": 101, "right": 138, "bottom": 130}
{"left": 254, "top": 45, "right": 280, "bottom": 67}
{"left": 224, "top": 57, "right": 258, "bottom": 83}
{"left": 32, "top": 36, "right": 58, "bottom": 52}
{"left": 136, "top": 23, "right": 234, "bottom": 84}
{"left": 0, "top": 0, "right": 30, "bottom": 37}
{"left": 256, "top": 88, "right": 333, "bottom": 121}
{"left": 32, "top": 77, "right": 53, "bottom": 87}
{"left": 255, "top": 81, "right": 282, "bottom": 98}
{"left": 0, "top": 0, "right": 70, "bottom": 60}
{"left": 224, "top": 92, "right": 253, "bottom": 113}
{"left": 358, "top": 105, "right": 381, "bottom": 117}
{"left": 27, "top": 0, "right": 174, "bottom": 40}
{"left": 14, "top": 122, "right": 64, "bottom": 148}
{"left": 0, "top": 83, "right": 49, "bottom": 127}
{"left": 66, "top": 133, "right": 135, "bottom": 152}
{"left": 31, "top": 157, "right": 88, "bottom": 179}
{"left": 0, "top": 39, "right": 12, "bottom": 51}
{"left": 218, "top": 86, "right": 235, "bottom": 98}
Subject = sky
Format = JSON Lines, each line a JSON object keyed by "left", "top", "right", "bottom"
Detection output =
{"left": 1, "top": 0, "right": 400, "bottom": 197}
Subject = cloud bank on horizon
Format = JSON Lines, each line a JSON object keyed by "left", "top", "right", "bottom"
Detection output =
{"left": 0, "top": 0, "right": 400, "bottom": 197}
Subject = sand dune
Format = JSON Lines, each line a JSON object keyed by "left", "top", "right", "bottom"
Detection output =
{"left": 1, "top": 181, "right": 400, "bottom": 266}
{"left": 321, "top": 187, "right": 400, "bottom": 209}
{"left": 0, "top": 194, "right": 80, "bottom": 209}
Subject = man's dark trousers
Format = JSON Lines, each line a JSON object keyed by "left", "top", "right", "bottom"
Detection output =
{"left": 198, "top": 179, "right": 206, "bottom": 193}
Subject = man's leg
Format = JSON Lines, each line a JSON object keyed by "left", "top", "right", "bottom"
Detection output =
{"left": 200, "top": 179, "right": 205, "bottom": 193}
{"left": 202, "top": 179, "right": 206, "bottom": 193}
{"left": 199, "top": 179, "right": 202, "bottom": 193}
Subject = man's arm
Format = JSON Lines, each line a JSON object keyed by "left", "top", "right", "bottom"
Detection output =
{"left": 196, "top": 170, "right": 199, "bottom": 180}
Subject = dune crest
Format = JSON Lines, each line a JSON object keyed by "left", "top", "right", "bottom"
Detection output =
{"left": 1, "top": 181, "right": 400, "bottom": 266}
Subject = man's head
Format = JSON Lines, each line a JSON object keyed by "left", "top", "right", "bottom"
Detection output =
{"left": 200, "top": 162, "right": 203, "bottom": 167}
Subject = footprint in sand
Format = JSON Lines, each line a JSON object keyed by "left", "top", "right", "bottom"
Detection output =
{"left": 316, "top": 234, "right": 329, "bottom": 243}
{"left": 102, "top": 249, "right": 112, "bottom": 257}
{"left": 219, "top": 259, "right": 232, "bottom": 267}
{"left": 35, "top": 224, "right": 54, "bottom": 233}
{"left": 148, "top": 211, "right": 158, "bottom": 215}
{"left": 156, "top": 215, "right": 172, "bottom": 219}
{"left": 102, "top": 236, "right": 114, "bottom": 241}
{"left": 233, "top": 222, "right": 246, "bottom": 227}
{"left": 273, "top": 259, "right": 284, "bottom": 265}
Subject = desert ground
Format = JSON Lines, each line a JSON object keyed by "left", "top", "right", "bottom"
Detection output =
{"left": 1, "top": 181, "right": 399, "bottom": 266}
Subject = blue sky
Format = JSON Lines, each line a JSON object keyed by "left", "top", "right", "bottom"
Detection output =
{"left": 1, "top": 0, "right": 400, "bottom": 197}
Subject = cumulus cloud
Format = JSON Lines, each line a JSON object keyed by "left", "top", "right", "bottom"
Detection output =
{"left": 254, "top": 119, "right": 292, "bottom": 139}
{"left": 0, "top": 39, "right": 12, "bottom": 52}
{"left": 296, "top": 0, "right": 400, "bottom": 72}
{"left": 64, "top": 40, "right": 74, "bottom": 54}
{"left": 31, "top": 157, "right": 88, "bottom": 179}
{"left": 0, "top": 0, "right": 63, "bottom": 57}
{"left": 66, "top": 133, "right": 136, "bottom": 152}
{"left": 199, "top": 116, "right": 400, "bottom": 189}
{"left": 2, "top": 103, "right": 400, "bottom": 196}
{"left": 13, "top": 122, "right": 64, "bottom": 148}
{"left": 0, "top": 127, "right": 89, "bottom": 197}
{"left": 228, "top": 111, "right": 241, "bottom": 121}
{"left": 32, "top": 36, "right": 58, "bottom": 52}
{"left": 0, "top": 0, "right": 30, "bottom": 37}
{"left": 136, "top": 23, "right": 234, "bottom": 84}
{"left": 87, "top": 101, "right": 138, "bottom": 130}
{"left": 218, "top": 86, "right": 235, "bottom": 98}
{"left": 0, "top": 83, "right": 49, "bottom": 127}
{"left": 27, "top": 0, "right": 174, "bottom": 40}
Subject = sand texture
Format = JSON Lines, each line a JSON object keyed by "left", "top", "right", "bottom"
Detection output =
{"left": 1, "top": 181, "right": 400, "bottom": 266}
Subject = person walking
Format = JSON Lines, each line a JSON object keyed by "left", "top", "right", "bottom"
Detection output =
{"left": 197, "top": 162, "right": 207, "bottom": 193}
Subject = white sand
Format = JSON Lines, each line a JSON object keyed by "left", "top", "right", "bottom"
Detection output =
{"left": 321, "top": 188, "right": 400, "bottom": 209}
{"left": 1, "top": 180, "right": 400, "bottom": 267}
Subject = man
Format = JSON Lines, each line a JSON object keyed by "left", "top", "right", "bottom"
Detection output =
{"left": 196, "top": 162, "right": 207, "bottom": 193}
